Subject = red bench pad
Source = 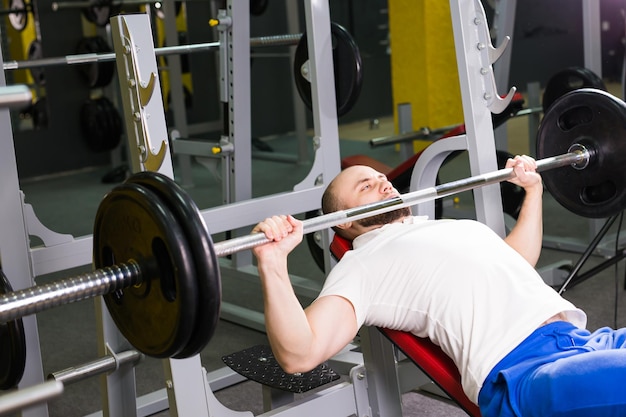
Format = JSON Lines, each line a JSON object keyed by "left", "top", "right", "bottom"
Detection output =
{"left": 379, "top": 328, "right": 481, "bottom": 416}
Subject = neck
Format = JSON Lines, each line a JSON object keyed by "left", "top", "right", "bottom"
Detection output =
{"left": 348, "top": 214, "right": 411, "bottom": 240}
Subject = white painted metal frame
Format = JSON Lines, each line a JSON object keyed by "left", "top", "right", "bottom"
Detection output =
{"left": 411, "top": 0, "right": 509, "bottom": 237}
{"left": 0, "top": 55, "right": 50, "bottom": 417}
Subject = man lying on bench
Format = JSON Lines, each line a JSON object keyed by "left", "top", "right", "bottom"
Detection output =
{"left": 251, "top": 155, "right": 626, "bottom": 417}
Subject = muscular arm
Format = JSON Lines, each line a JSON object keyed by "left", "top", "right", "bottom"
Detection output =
{"left": 252, "top": 215, "right": 358, "bottom": 373}
{"left": 502, "top": 155, "right": 544, "bottom": 266}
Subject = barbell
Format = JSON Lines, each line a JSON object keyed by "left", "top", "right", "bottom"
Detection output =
{"left": 5, "top": 22, "right": 363, "bottom": 117}
{"left": 2, "top": 34, "right": 302, "bottom": 72}
{"left": 1, "top": 88, "right": 625, "bottom": 386}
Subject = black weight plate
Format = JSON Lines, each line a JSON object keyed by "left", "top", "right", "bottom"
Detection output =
{"left": 537, "top": 88, "right": 626, "bottom": 218}
{"left": 75, "top": 36, "right": 115, "bottom": 88}
{"left": 82, "top": 0, "right": 112, "bottom": 27}
{"left": 80, "top": 97, "right": 122, "bottom": 152}
{"left": 127, "top": 171, "right": 221, "bottom": 359}
{"left": 250, "top": 0, "right": 268, "bottom": 15}
{"left": 293, "top": 22, "right": 363, "bottom": 117}
{"left": 80, "top": 98, "right": 105, "bottom": 151}
{"left": 27, "top": 40, "right": 45, "bottom": 86}
{"left": 32, "top": 97, "right": 48, "bottom": 130}
{"left": 93, "top": 182, "right": 198, "bottom": 358}
{"left": 542, "top": 67, "right": 606, "bottom": 113}
{"left": 99, "top": 96, "right": 123, "bottom": 145}
{"left": 0, "top": 269, "right": 26, "bottom": 390}
{"left": 8, "top": 0, "right": 27, "bottom": 31}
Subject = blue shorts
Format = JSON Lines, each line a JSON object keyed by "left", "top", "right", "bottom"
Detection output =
{"left": 478, "top": 321, "right": 626, "bottom": 417}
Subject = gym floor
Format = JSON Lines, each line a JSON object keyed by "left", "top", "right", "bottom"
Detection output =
{"left": 16, "top": 83, "right": 626, "bottom": 416}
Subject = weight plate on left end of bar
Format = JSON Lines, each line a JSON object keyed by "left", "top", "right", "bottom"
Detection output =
{"left": 126, "top": 171, "right": 221, "bottom": 359}
{"left": 0, "top": 269, "right": 26, "bottom": 390}
{"left": 93, "top": 182, "right": 198, "bottom": 358}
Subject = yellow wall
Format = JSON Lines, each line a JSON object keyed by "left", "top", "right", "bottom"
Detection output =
{"left": 388, "top": 0, "right": 463, "bottom": 147}
{"left": 3, "top": 5, "right": 37, "bottom": 91}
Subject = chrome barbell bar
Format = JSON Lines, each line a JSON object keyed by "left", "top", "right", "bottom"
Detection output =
{"left": 2, "top": 33, "right": 302, "bottom": 70}
{"left": 213, "top": 145, "right": 591, "bottom": 257}
{"left": 0, "top": 381, "right": 64, "bottom": 416}
{"left": 51, "top": 0, "right": 201, "bottom": 11}
{"left": 0, "top": 145, "right": 591, "bottom": 324}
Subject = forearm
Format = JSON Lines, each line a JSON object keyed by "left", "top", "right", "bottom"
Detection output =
{"left": 504, "top": 184, "right": 543, "bottom": 266}
{"left": 257, "top": 257, "right": 316, "bottom": 372}
{"left": 251, "top": 215, "right": 355, "bottom": 373}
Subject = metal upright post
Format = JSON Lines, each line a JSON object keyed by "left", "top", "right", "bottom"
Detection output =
{"left": 581, "top": 0, "right": 610, "bottom": 244}
{"left": 285, "top": 0, "right": 309, "bottom": 164}
{"left": 397, "top": 103, "right": 415, "bottom": 161}
{"left": 491, "top": 0, "right": 517, "bottom": 151}
{"left": 225, "top": 0, "right": 253, "bottom": 269}
{"left": 360, "top": 327, "right": 404, "bottom": 417}
{"left": 162, "top": 0, "right": 194, "bottom": 187}
{"left": 0, "top": 33, "right": 49, "bottom": 417}
{"left": 110, "top": 14, "right": 175, "bottom": 177}
{"left": 94, "top": 298, "right": 138, "bottom": 417}
{"left": 411, "top": 0, "right": 510, "bottom": 232}
{"left": 448, "top": 0, "right": 508, "bottom": 236}
{"left": 583, "top": 0, "right": 602, "bottom": 76}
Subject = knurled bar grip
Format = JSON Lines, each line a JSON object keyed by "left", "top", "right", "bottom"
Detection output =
{"left": 0, "top": 148, "right": 589, "bottom": 323}
{"left": 0, "top": 262, "right": 141, "bottom": 323}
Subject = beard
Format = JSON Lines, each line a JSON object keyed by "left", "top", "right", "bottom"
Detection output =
{"left": 357, "top": 206, "right": 412, "bottom": 228}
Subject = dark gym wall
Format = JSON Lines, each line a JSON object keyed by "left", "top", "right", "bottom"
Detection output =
{"left": 328, "top": 0, "right": 392, "bottom": 124}
{"left": 599, "top": 0, "right": 625, "bottom": 82}
{"left": 10, "top": 1, "right": 110, "bottom": 180}
{"left": 249, "top": 1, "right": 297, "bottom": 139}
{"left": 508, "top": 0, "right": 585, "bottom": 90}
{"left": 507, "top": 0, "right": 624, "bottom": 90}
{"left": 183, "top": 1, "right": 221, "bottom": 128}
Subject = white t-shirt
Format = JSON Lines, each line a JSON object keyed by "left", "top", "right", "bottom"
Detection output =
{"left": 316, "top": 216, "right": 586, "bottom": 403}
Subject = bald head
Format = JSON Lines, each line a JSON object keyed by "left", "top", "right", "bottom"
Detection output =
{"left": 321, "top": 165, "right": 411, "bottom": 240}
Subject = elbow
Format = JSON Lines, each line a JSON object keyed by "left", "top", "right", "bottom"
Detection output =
{"left": 281, "top": 362, "right": 310, "bottom": 375}
{"left": 274, "top": 353, "right": 318, "bottom": 375}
